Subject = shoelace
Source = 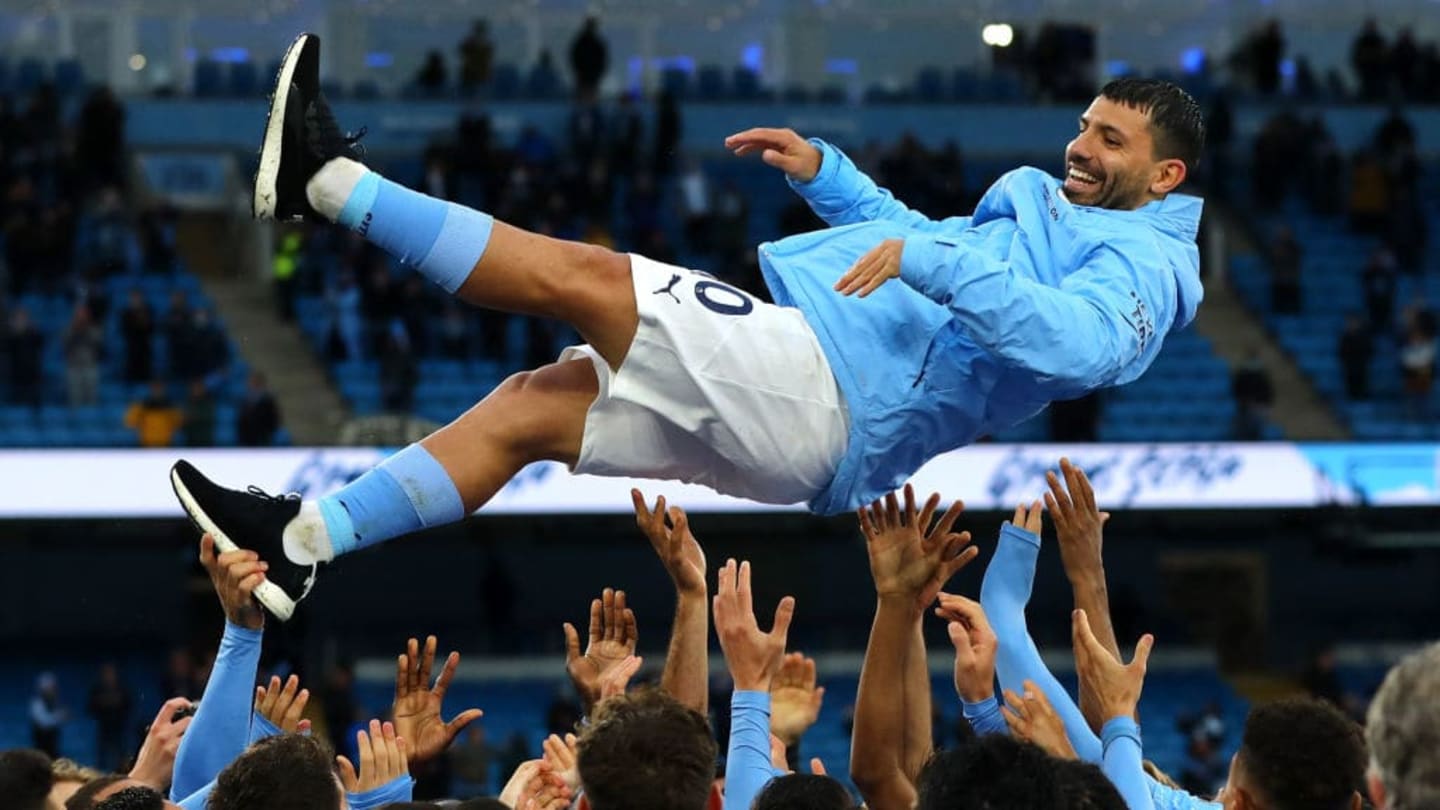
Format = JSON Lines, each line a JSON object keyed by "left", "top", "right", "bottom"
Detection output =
{"left": 246, "top": 485, "right": 300, "bottom": 504}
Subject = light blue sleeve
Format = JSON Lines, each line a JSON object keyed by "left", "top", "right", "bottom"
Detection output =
{"left": 899, "top": 238, "right": 1168, "bottom": 390}
{"left": 1102, "top": 718, "right": 1155, "bottom": 810}
{"left": 980, "top": 522, "right": 1103, "bottom": 763}
{"left": 348, "top": 775, "right": 416, "bottom": 810}
{"left": 176, "top": 780, "right": 213, "bottom": 810}
{"left": 962, "top": 696, "right": 1008, "bottom": 736}
{"left": 787, "top": 138, "right": 973, "bottom": 232}
{"left": 724, "top": 691, "right": 787, "bottom": 810}
{"left": 170, "top": 622, "right": 262, "bottom": 801}
{"left": 1146, "top": 777, "right": 1223, "bottom": 810}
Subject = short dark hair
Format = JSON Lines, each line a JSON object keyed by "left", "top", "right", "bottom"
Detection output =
{"left": 1099, "top": 78, "right": 1206, "bottom": 175}
{"left": 0, "top": 748, "right": 54, "bottom": 810}
{"left": 208, "top": 735, "right": 341, "bottom": 810}
{"left": 94, "top": 787, "right": 164, "bottom": 810}
{"left": 66, "top": 775, "right": 129, "bottom": 810}
{"left": 1053, "top": 759, "right": 1128, "bottom": 810}
{"left": 450, "top": 801, "right": 510, "bottom": 810}
{"left": 917, "top": 735, "right": 1065, "bottom": 810}
{"left": 753, "top": 773, "right": 855, "bottom": 810}
{"left": 1239, "top": 697, "right": 1366, "bottom": 810}
{"left": 577, "top": 687, "right": 717, "bottom": 810}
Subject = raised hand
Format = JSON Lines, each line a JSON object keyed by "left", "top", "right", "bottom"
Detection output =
{"left": 515, "top": 760, "right": 573, "bottom": 810}
{"left": 541, "top": 733, "right": 581, "bottom": 793}
{"left": 935, "top": 592, "right": 998, "bottom": 704}
{"left": 723, "top": 127, "right": 823, "bottom": 182}
{"left": 1072, "top": 609, "right": 1153, "bottom": 725}
{"left": 128, "top": 698, "right": 193, "bottom": 790}
{"left": 859, "top": 485, "right": 979, "bottom": 614}
{"left": 633, "top": 490, "right": 706, "bottom": 596}
{"left": 770, "top": 652, "right": 826, "bottom": 746}
{"left": 836, "top": 238, "right": 904, "bottom": 297}
{"left": 337, "top": 719, "right": 409, "bottom": 794}
{"left": 392, "top": 636, "right": 484, "bottom": 766}
{"left": 713, "top": 559, "right": 795, "bottom": 692}
{"left": 1001, "top": 681, "right": 1077, "bottom": 761}
{"left": 598, "top": 654, "right": 644, "bottom": 701}
{"left": 564, "top": 588, "right": 639, "bottom": 713}
{"left": 1045, "top": 458, "right": 1110, "bottom": 586}
{"left": 255, "top": 674, "right": 312, "bottom": 734}
{"left": 199, "top": 533, "right": 265, "bottom": 631}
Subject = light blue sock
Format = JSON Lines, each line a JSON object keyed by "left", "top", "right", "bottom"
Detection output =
{"left": 317, "top": 444, "right": 467, "bottom": 557}
{"left": 981, "top": 522, "right": 1104, "bottom": 763}
{"left": 336, "top": 171, "right": 494, "bottom": 294}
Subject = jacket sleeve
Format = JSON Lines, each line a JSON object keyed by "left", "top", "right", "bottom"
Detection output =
{"left": 788, "top": 139, "right": 973, "bottom": 232}
{"left": 1146, "top": 777, "right": 1224, "bottom": 810}
{"left": 899, "top": 236, "right": 1169, "bottom": 390}
{"left": 962, "top": 696, "right": 1009, "bottom": 736}
{"left": 723, "top": 691, "right": 787, "bottom": 810}
{"left": 170, "top": 622, "right": 262, "bottom": 801}
{"left": 1101, "top": 717, "right": 1155, "bottom": 810}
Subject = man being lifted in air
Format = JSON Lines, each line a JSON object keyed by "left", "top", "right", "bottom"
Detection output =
{"left": 172, "top": 33, "right": 1204, "bottom": 619}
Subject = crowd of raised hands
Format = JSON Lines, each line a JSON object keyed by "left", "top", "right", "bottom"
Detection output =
{"left": 11, "top": 457, "right": 1409, "bottom": 810}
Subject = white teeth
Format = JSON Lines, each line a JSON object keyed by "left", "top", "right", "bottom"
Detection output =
{"left": 1068, "top": 167, "right": 1099, "bottom": 183}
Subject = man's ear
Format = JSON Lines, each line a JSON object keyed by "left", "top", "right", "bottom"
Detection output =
{"left": 707, "top": 781, "right": 725, "bottom": 810}
{"left": 579, "top": 794, "right": 592, "bottom": 810}
{"left": 1367, "top": 771, "right": 1387, "bottom": 810}
{"left": 1150, "top": 158, "right": 1187, "bottom": 196}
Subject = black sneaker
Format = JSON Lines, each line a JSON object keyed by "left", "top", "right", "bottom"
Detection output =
{"left": 170, "top": 460, "right": 318, "bottom": 621}
{"left": 253, "top": 32, "right": 366, "bottom": 221}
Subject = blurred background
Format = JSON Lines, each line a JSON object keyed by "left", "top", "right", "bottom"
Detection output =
{"left": 1, "top": 0, "right": 1438, "bottom": 800}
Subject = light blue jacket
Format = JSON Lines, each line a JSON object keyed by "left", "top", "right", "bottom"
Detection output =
{"left": 759, "top": 139, "right": 1204, "bottom": 514}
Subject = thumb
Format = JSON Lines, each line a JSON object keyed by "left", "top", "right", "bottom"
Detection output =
{"left": 947, "top": 622, "right": 973, "bottom": 660}
{"left": 1129, "top": 634, "right": 1155, "bottom": 674}
{"left": 336, "top": 756, "right": 358, "bottom": 792}
{"left": 563, "top": 623, "right": 580, "bottom": 662}
{"left": 447, "top": 708, "right": 485, "bottom": 739}
{"left": 1100, "top": 512, "right": 1112, "bottom": 525}
{"left": 770, "top": 596, "right": 796, "bottom": 641}
{"left": 811, "top": 686, "right": 826, "bottom": 711}
{"left": 761, "top": 148, "right": 797, "bottom": 172}
{"left": 810, "top": 757, "right": 827, "bottom": 776}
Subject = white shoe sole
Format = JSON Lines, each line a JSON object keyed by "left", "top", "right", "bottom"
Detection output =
{"left": 252, "top": 33, "right": 311, "bottom": 221}
{"left": 170, "top": 467, "right": 297, "bottom": 621}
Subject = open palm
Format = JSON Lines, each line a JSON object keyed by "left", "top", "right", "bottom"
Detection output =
{"left": 393, "top": 636, "right": 483, "bottom": 765}
{"left": 860, "top": 486, "right": 976, "bottom": 611}
{"left": 564, "top": 588, "right": 638, "bottom": 710}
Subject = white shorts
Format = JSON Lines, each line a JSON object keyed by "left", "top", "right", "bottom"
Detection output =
{"left": 562, "top": 254, "right": 850, "bottom": 506}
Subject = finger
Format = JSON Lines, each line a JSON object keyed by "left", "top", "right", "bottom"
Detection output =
{"left": 760, "top": 148, "right": 800, "bottom": 173}
{"left": 1078, "top": 467, "right": 1099, "bottom": 513}
{"left": 434, "top": 651, "right": 461, "bottom": 699}
{"left": 770, "top": 595, "right": 796, "bottom": 641}
{"left": 810, "top": 757, "right": 827, "bottom": 776}
{"left": 1023, "top": 680, "right": 1057, "bottom": 714}
{"left": 356, "top": 728, "right": 376, "bottom": 784}
{"left": 946, "top": 621, "right": 973, "bottom": 660}
{"left": 284, "top": 688, "right": 310, "bottom": 730}
{"left": 1012, "top": 502, "right": 1026, "bottom": 527}
{"left": 419, "top": 636, "right": 437, "bottom": 690}
{"left": 199, "top": 533, "right": 217, "bottom": 568}
{"left": 446, "top": 708, "right": 485, "bottom": 740}
{"left": 630, "top": 488, "right": 649, "bottom": 526}
{"left": 857, "top": 270, "right": 890, "bottom": 298}
{"left": 856, "top": 506, "right": 874, "bottom": 538}
{"left": 723, "top": 128, "right": 787, "bottom": 150}
{"left": 802, "top": 656, "right": 817, "bottom": 690}
{"left": 902, "top": 483, "right": 917, "bottom": 526}
{"left": 738, "top": 560, "right": 754, "bottom": 616}
{"left": 237, "top": 571, "right": 267, "bottom": 597}
{"left": 406, "top": 638, "right": 420, "bottom": 694}
{"left": 171, "top": 715, "right": 193, "bottom": 737}
{"left": 382, "top": 721, "right": 401, "bottom": 779}
{"left": 151, "top": 697, "right": 191, "bottom": 728}
{"left": 259, "top": 675, "right": 281, "bottom": 715}
{"left": 279, "top": 673, "right": 300, "bottom": 707}
{"left": 1002, "top": 688, "right": 1028, "bottom": 720}
{"left": 298, "top": 718, "right": 312, "bottom": 733}
{"left": 563, "top": 623, "right": 581, "bottom": 663}
{"left": 395, "top": 653, "right": 408, "bottom": 702}
{"left": 836, "top": 251, "right": 878, "bottom": 294}
{"left": 1001, "top": 704, "right": 1027, "bottom": 736}
{"left": 623, "top": 608, "right": 638, "bottom": 649}
{"left": 225, "top": 559, "right": 267, "bottom": 583}
{"left": 396, "top": 733, "right": 409, "bottom": 778}
{"left": 588, "top": 598, "right": 603, "bottom": 646}
{"left": 613, "top": 591, "right": 629, "bottom": 642}
{"left": 812, "top": 685, "right": 826, "bottom": 711}
{"left": 1061, "top": 458, "right": 1086, "bottom": 511}
{"left": 942, "top": 538, "right": 980, "bottom": 577}
{"left": 1046, "top": 469, "right": 1073, "bottom": 520}
{"left": 884, "top": 491, "right": 900, "bottom": 528}
{"left": 602, "top": 588, "right": 617, "bottom": 642}
{"left": 1130, "top": 634, "right": 1155, "bottom": 673}
{"left": 1026, "top": 499, "right": 1043, "bottom": 534}
{"left": 337, "top": 756, "right": 358, "bottom": 792}
{"left": 1072, "top": 609, "right": 1102, "bottom": 659}
{"left": 932, "top": 498, "right": 966, "bottom": 538}
{"left": 918, "top": 491, "right": 940, "bottom": 534}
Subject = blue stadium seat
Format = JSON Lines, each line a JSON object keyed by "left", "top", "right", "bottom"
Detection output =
{"left": 193, "top": 60, "right": 225, "bottom": 97}
{"left": 696, "top": 65, "right": 726, "bottom": 100}
{"left": 229, "top": 61, "right": 259, "bottom": 97}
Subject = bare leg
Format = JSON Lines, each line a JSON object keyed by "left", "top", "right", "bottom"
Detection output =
{"left": 453, "top": 221, "right": 639, "bottom": 369}
{"left": 420, "top": 357, "right": 598, "bottom": 512}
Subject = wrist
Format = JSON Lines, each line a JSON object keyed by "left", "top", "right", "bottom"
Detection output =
{"left": 876, "top": 593, "right": 923, "bottom": 617}
{"left": 732, "top": 672, "right": 771, "bottom": 692}
{"left": 676, "top": 584, "right": 707, "bottom": 601}
{"left": 958, "top": 683, "right": 994, "bottom": 704}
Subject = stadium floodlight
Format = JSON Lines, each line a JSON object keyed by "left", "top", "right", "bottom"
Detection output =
{"left": 982, "top": 23, "right": 1015, "bottom": 48}
{"left": 128, "top": 53, "right": 147, "bottom": 71}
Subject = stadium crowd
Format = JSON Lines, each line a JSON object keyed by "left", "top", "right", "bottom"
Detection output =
{"left": 4, "top": 459, "right": 1437, "bottom": 810}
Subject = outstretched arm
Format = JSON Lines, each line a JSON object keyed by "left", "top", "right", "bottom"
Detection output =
{"left": 1074, "top": 610, "right": 1155, "bottom": 810}
{"left": 633, "top": 491, "right": 710, "bottom": 715}
{"left": 725, "top": 128, "right": 971, "bottom": 232}
{"left": 171, "top": 534, "right": 267, "bottom": 800}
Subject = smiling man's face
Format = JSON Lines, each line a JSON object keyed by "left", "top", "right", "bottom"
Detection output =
{"left": 1063, "top": 95, "right": 1184, "bottom": 210}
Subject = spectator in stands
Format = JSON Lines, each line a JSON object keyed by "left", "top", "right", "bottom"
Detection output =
{"left": 236, "top": 372, "right": 281, "bottom": 446}
{"left": 1338, "top": 315, "right": 1373, "bottom": 400}
{"left": 569, "top": 16, "right": 608, "bottom": 100}
{"left": 458, "top": 20, "right": 494, "bottom": 94}
{"left": 180, "top": 379, "right": 216, "bottom": 447}
{"left": 1269, "top": 225, "right": 1303, "bottom": 314}
{"left": 86, "top": 663, "right": 132, "bottom": 772}
{"left": 1367, "top": 641, "right": 1440, "bottom": 809}
{"left": 1231, "top": 351, "right": 1274, "bottom": 440}
{"left": 1251, "top": 20, "right": 1286, "bottom": 96}
{"left": 0, "top": 748, "right": 52, "bottom": 810}
{"left": 1400, "top": 318, "right": 1436, "bottom": 419}
{"left": 1363, "top": 247, "right": 1398, "bottom": 334}
{"left": 1353, "top": 18, "right": 1391, "bottom": 101}
{"left": 138, "top": 205, "right": 178, "bottom": 275}
{"left": 327, "top": 270, "right": 364, "bottom": 362}
{"left": 160, "top": 290, "right": 191, "bottom": 379}
{"left": 29, "top": 672, "right": 67, "bottom": 758}
{"left": 1178, "top": 734, "right": 1225, "bottom": 798}
{"left": 120, "top": 289, "right": 156, "bottom": 384}
{"left": 63, "top": 303, "right": 103, "bottom": 406}
{"left": 653, "top": 89, "right": 682, "bottom": 177}
{"left": 6, "top": 307, "right": 44, "bottom": 408}
{"left": 125, "top": 380, "right": 183, "bottom": 448}
{"left": 182, "top": 309, "right": 230, "bottom": 382}
{"left": 415, "top": 50, "right": 448, "bottom": 95}
{"left": 679, "top": 159, "right": 714, "bottom": 255}
{"left": 609, "top": 93, "right": 644, "bottom": 181}
{"left": 1348, "top": 150, "right": 1389, "bottom": 233}
{"left": 76, "top": 87, "right": 125, "bottom": 191}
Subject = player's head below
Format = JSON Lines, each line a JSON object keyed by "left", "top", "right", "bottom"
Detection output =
{"left": 50, "top": 758, "right": 105, "bottom": 807}
{"left": 207, "top": 734, "right": 345, "bottom": 810}
{"left": 65, "top": 778, "right": 183, "bottom": 810}
{"left": 1367, "top": 641, "right": 1440, "bottom": 810}
{"left": 753, "top": 773, "right": 857, "bottom": 810}
{"left": 0, "top": 748, "right": 54, "bottom": 810}
{"left": 1064, "top": 77, "right": 1205, "bottom": 210}
{"left": 1219, "top": 697, "right": 1365, "bottom": 810}
{"left": 915, "top": 733, "right": 1126, "bottom": 810}
{"left": 576, "top": 686, "right": 721, "bottom": 810}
